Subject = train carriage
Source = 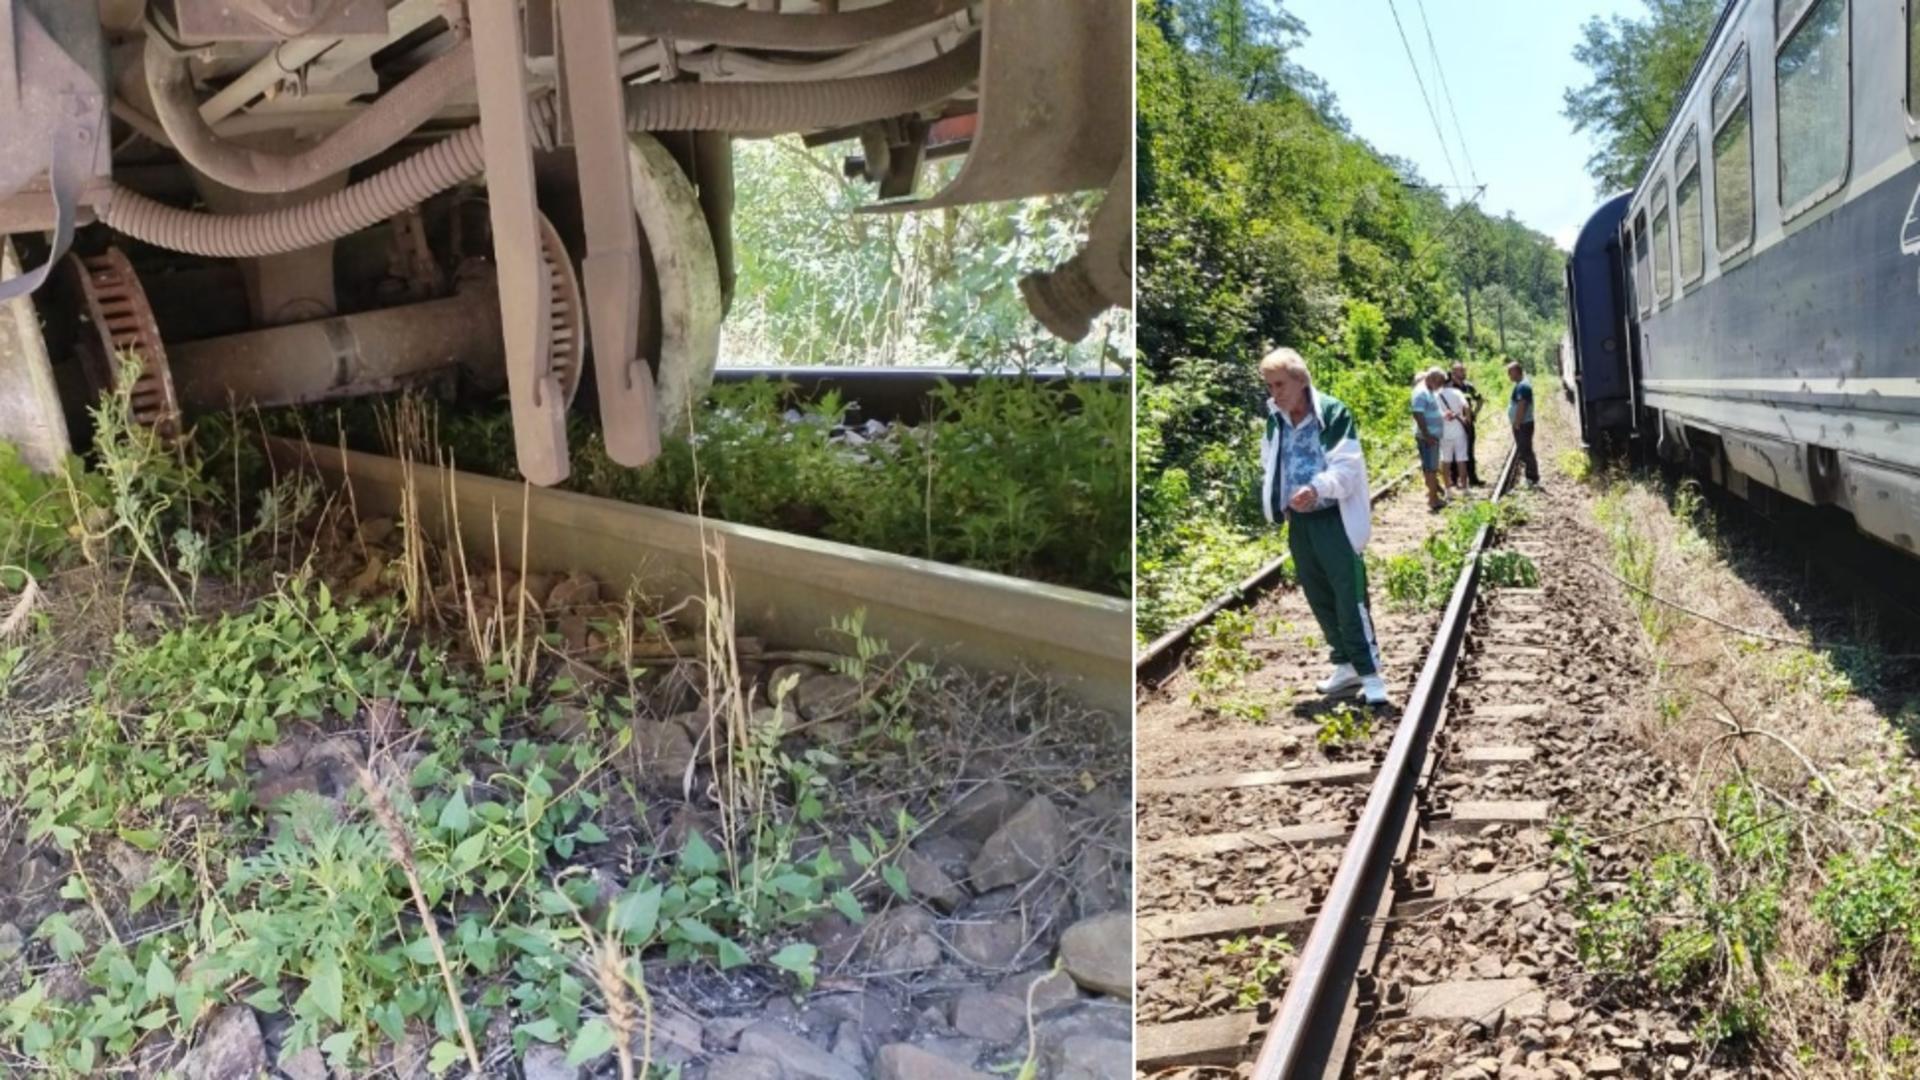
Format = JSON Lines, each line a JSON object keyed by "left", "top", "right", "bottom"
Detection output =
{"left": 1566, "top": 0, "right": 1920, "bottom": 556}
{"left": 0, "top": 0, "right": 1129, "bottom": 488}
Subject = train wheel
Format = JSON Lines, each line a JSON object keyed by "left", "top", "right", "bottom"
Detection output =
{"left": 626, "top": 133, "right": 722, "bottom": 437}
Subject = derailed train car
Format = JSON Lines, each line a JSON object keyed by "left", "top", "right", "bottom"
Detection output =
{"left": 0, "top": 0, "right": 1129, "bottom": 486}
{"left": 1566, "top": 0, "right": 1920, "bottom": 556}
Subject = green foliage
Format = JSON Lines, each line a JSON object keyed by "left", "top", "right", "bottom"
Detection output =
{"left": 1218, "top": 934, "right": 1295, "bottom": 1010}
{"left": 413, "top": 378, "right": 1129, "bottom": 596}
{"left": 1562, "top": 0, "right": 1726, "bottom": 193}
{"left": 1314, "top": 703, "right": 1373, "bottom": 749}
{"left": 1595, "top": 485, "right": 1669, "bottom": 642}
{"left": 1556, "top": 826, "right": 1781, "bottom": 1004}
{"left": 1374, "top": 498, "right": 1535, "bottom": 610}
{"left": 0, "top": 443, "right": 97, "bottom": 587}
{"left": 1814, "top": 822, "right": 1920, "bottom": 976}
{"left": 1188, "top": 608, "right": 1261, "bottom": 699}
{"left": 727, "top": 138, "right": 1128, "bottom": 372}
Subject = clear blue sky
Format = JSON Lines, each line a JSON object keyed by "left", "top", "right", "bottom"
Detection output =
{"left": 1286, "top": 0, "right": 1648, "bottom": 250}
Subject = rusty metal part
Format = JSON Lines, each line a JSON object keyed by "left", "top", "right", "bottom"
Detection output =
{"left": 628, "top": 133, "right": 721, "bottom": 436}
{"left": 190, "top": 166, "right": 344, "bottom": 326}
{"left": 1019, "top": 155, "right": 1132, "bottom": 341}
{"left": 1253, "top": 447, "right": 1521, "bottom": 1080}
{"left": 195, "top": 0, "right": 446, "bottom": 126}
{"left": 269, "top": 435, "right": 1132, "bottom": 714}
{"left": 169, "top": 276, "right": 506, "bottom": 411}
{"left": 689, "top": 131, "right": 736, "bottom": 314}
{"left": 0, "top": 3, "right": 109, "bottom": 300}
{"left": 103, "top": 38, "right": 975, "bottom": 259}
{"left": 471, "top": 0, "right": 566, "bottom": 487}
{"left": 535, "top": 210, "right": 585, "bottom": 410}
{"left": 559, "top": 0, "right": 661, "bottom": 468}
{"left": 0, "top": 238, "right": 71, "bottom": 471}
{"left": 868, "top": 0, "right": 1126, "bottom": 211}
{"left": 67, "top": 247, "right": 181, "bottom": 438}
{"left": 848, "top": 118, "right": 928, "bottom": 199}
{"left": 622, "top": 35, "right": 977, "bottom": 135}
{"left": 613, "top": 0, "right": 969, "bottom": 52}
{"left": 385, "top": 206, "right": 443, "bottom": 302}
{"left": 144, "top": 31, "right": 475, "bottom": 195}
{"left": 174, "top": 0, "right": 387, "bottom": 41}
{"left": 677, "top": 9, "right": 974, "bottom": 82}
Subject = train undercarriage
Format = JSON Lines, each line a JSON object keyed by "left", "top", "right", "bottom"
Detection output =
{"left": 0, "top": 0, "right": 1130, "bottom": 486}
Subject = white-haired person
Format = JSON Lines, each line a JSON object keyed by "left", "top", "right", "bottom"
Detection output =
{"left": 1411, "top": 369, "right": 1446, "bottom": 511}
{"left": 1258, "top": 347, "right": 1388, "bottom": 705}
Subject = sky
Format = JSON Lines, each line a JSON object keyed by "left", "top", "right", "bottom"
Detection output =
{"left": 1285, "top": 0, "right": 1649, "bottom": 251}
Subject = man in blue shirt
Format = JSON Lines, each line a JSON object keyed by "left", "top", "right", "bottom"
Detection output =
{"left": 1411, "top": 369, "right": 1446, "bottom": 511}
{"left": 1260, "top": 348, "right": 1388, "bottom": 705}
{"left": 1507, "top": 361, "right": 1540, "bottom": 487}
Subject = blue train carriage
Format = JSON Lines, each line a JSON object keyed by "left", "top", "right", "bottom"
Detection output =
{"left": 1563, "top": 193, "right": 1635, "bottom": 445}
{"left": 1573, "top": 0, "right": 1920, "bottom": 556}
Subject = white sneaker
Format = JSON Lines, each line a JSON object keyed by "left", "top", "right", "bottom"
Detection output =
{"left": 1316, "top": 664, "right": 1361, "bottom": 695}
{"left": 1360, "top": 674, "right": 1389, "bottom": 705}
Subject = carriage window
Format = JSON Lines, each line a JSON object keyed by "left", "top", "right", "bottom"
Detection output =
{"left": 1713, "top": 47, "right": 1755, "bottom": 256}
{"left": 1676, "top": 129, "right": 1705, "bottom": 285}
{"left": 1651, "top": 181, "right": 1674, "bottom": 302}
{"left": 1776, "top": 0, "right": 1849, "bottom": 213}
{"left": 1632, "top": 211, "right": 1652, "bottom": 315}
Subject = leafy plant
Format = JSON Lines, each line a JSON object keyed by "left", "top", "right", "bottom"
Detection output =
{"left": 1218, "top": 935, "right": 1294, "bottom": 1009}
{"left": 1315, "top": 704, "right": 1373, "bottom": 748}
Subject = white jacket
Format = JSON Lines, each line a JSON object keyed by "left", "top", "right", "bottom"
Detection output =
{"left": 1260, "top": 389, "right": 1373, "bottom": 553}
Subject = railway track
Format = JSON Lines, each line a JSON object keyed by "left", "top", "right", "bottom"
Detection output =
{"left": 1137, "top": 438, "right": 1545, "bottom": 1076}
{"left": 264, "top": 435, "right": 1133, "bottom": 712}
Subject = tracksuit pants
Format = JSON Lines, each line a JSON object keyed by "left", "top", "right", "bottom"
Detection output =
{"left": 1288, "top": 507, "right": 1380, "bottom": 677}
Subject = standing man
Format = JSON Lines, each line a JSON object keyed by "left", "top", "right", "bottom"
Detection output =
{"left": 1507, "top": 360, "right": 1541, "bottom": 487}
{"left": 1436, "top": 377, "right": 1471, "bottom": 495}
{"left": 1448, "top": 361, "right": 1484, "bottom": 485}
{"left": 1259, "top": 348, "right": 1388, "bottom": 706}
{"left": 1411, "top": 369, "right": 1446, "bottom": 512}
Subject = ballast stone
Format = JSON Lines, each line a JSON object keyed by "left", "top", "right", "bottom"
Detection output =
{"left": 969, "top": 795, "right": 1070, "bottom": 890}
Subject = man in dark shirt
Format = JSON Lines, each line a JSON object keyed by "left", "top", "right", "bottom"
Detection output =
{"left": 1507, "top": 361, "right": 1540, "bottom": 487}
{"left": 1447, "top": 362, "right": 1483, "bottom": 486}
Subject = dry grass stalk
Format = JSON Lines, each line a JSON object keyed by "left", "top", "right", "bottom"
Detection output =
{"left": 352, "top": 760, "right": 483, "bottom": 1077}
{"left": 0, "top": 571, "right": 40, "bottom": 639}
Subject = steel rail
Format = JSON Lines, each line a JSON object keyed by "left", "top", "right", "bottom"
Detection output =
{"left": 262, "top": 436, "right": 1132, "bottom": 712}
{"left": 1251, "top": 442, "right": 1521, "bottom": 1079}
{"left": 1133, "top": 464, "right": 1417, "bottom": 689}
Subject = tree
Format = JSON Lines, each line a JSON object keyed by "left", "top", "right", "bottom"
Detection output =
{"left": 1562, "top": 0, "right": 1726, "bottom": 193}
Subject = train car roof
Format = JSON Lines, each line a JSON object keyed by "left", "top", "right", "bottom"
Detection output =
{"left": 1628, "top": 0, "right": 1746, "bottom": 199}
{"left": 1574, "top": 193, "right": 1633, "bottom": 257}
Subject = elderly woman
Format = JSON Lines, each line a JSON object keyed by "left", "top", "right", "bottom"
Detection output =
{"left": 1258, "top": 347, "right": 1388, "bottom": 705}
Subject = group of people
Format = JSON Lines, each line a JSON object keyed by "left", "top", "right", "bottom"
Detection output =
{"left": 1408, "top": 361, "right": 1540, "bottom": 510}
{"left": 1255, "top": 347, "right": 1540, "bottom": 707}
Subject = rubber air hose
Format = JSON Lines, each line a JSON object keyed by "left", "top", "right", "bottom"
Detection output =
{"left": 615, "top": 0, "right": 971, "bottom": 51}
{"left": 101, "top": 37, "right": 979, "bottom": 259}
{"left": 144, "top": 33, "right": 479, "bottom": 195}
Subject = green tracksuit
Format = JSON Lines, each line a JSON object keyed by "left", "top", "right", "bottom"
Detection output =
{"left": 1263, "top": 391, "right": 1380, "bottom": 679}
{"left": 1286, "top": 506, "right": 1379, "bottom": 676}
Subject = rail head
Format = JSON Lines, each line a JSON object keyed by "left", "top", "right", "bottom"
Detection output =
{"left": 1250, "top": 444, "right": 1521, "bottom": 1079}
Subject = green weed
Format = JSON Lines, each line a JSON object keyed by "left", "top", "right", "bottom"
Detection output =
{"left": 1218, "top": 935, "right": 1295, "bottom": 1010}
{"left": 1315, "top": 704, "right": 1373, "bottom": 748}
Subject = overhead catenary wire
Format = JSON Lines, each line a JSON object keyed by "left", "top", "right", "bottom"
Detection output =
{"left": 1412, "top": 0, "right": 1479, "bottom": 190}
{"left": 1384, "top": 0, "right": 1461, "bottom": 194}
